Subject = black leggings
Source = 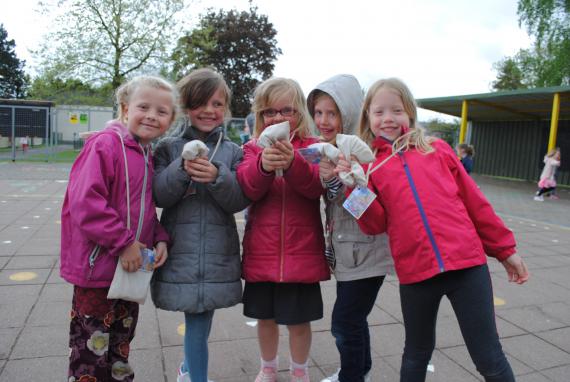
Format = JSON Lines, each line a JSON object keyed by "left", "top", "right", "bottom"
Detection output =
{"left": 537, "top": 187, "right": 555, "bottom": 196}
{"left": 399, "top": 265, "right": 514, "bottom": 382}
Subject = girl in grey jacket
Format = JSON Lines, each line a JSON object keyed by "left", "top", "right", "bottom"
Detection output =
{"left": 151, "top": 68, "right": 249, "bottom": 382}
{"left": 307, "top": 74, "right": 393, "bottom": 382}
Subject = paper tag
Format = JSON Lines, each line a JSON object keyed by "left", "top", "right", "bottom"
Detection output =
{"left": 343, "top": 186, "right": 376, "bottom": 219}
{"left": 297, "top": 147, "right": 322, "bottom": 164}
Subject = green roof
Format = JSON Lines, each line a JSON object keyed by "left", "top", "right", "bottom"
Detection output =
{"left": 418, "top": 86, "right": 570, "bottom": 121}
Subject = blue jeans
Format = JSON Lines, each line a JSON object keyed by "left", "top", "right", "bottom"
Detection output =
{"left": 399, "top": 264, "right": 514, "bottom": 382}
{"left": 182, "top": 310, "right": 215, "bottom": 382}
{"left": 331, "top": 276, "right": 385, "bottom": 382}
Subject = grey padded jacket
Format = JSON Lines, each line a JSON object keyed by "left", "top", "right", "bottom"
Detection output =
{"left": 151, "top": 124, "right": 250, "bottom": 313}
{"left": 308, "top": 74, "right": 393, "bottom": 281}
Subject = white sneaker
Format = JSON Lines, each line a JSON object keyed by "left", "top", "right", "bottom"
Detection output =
{"left": 534, "top": 195, "right": 544, "bottom": 201}
{"left": 320, "top": 369, "right": 371, "bottom": 382}
{"left": 177, "top": 363, "right": 214, "bottom": 382}
{"left": 178, "top": 363, "right": 191, "bottom": 382}
{"left": 320, "top": 369, "right": 339, "bottom": 382}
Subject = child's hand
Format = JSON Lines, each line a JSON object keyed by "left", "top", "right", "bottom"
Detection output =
{"left": 153, "top": 241, "right": 168, "bottom": 269}
{"left": 319, "top": 158, "right": 336, "bottom": 181}
{"left": 119, "top": 241, "right": 146, "bottom": 273}
{"left": 500, "top": 254, "right": 529, "bottom": 284}
{"left": 261, "top": 146, "right": 288, "bottom": 172}
{"left": 274, "top": 140, "right": 294, "bottom": 170}
{"left": 334, "top": 153, "right": 352, "bottom": 175}
{"left": 184, "top": 158, "right": 218, "bottom": 183}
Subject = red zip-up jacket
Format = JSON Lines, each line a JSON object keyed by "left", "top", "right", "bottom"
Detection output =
{"left": 237, "top": 137, "right": 330, "bottom": 283}
{"left": 356, "top": 137, "right": 515, "bottom": 284}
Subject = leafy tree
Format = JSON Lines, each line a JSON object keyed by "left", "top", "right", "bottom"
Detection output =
{"left": 517, "top": 0, "right": 570, "bottom": 86}
{"left": 28, "top": 72, "right": 113, "bottom": 106}
{"left": 491, "top": 57, "right": 526, "bottom": 91}
{"left": 171, "top": 5, "right": 282, "bottom": 116}
{"left": 35, "top": 0, "right": 187, "bottom": 90}
{"left": 0, "top": 24, "right": 28, "bottom": 98}
{"left": 492, "top": 0, "right": 570, "bottom": 89}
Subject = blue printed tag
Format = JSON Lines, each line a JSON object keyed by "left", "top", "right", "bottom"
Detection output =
{"left": 297, "top": 147, "right": 322, "bottom": 164}
{"left": 139, "top": 248, "right": 155, "bottom": 272}
{"left": 343, "top": 186, "right": 377, "bottom": 219}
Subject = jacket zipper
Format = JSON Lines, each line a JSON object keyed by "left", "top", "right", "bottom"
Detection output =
{"left": 279, "top": 181, "right": 285, "bottom": 282}
{"left": 87, "top": 142, "right": 148, "bottom": 281}
{"left": 399, "top": 153, "right": 445, "bottom": 273}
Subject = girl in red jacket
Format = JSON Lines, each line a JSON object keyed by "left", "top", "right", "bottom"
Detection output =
{"left": 338, "top": 78, "right": 529, "bottom": 382}
{"left": 237, "top": 78, "right": 330, "bottom": 382}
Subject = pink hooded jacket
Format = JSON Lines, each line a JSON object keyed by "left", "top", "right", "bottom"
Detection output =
{"left": 60, "top": 121, "right": 169, "bottom": 288}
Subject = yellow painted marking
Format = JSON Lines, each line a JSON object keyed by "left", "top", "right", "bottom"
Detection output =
{"left": 493, "top": 296, "right": 506, "bottom": 306}
{"left": 177, "top": 323, "right": 185, "bottom": 336}
{"left": 9, "top": 272, "right": 38, "bottom": 281}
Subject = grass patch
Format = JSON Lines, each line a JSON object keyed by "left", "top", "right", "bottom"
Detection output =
{"left": 0, "top": 149, "right": 79, "bottom": 163}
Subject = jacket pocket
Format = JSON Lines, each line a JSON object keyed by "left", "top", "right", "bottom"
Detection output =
{"left": 333, "top": 233, "right": 375, "bottom": 268}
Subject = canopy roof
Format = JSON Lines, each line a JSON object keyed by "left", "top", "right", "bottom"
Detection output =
{"left": 418, "top": 86, "right": 570, "bottom": 121}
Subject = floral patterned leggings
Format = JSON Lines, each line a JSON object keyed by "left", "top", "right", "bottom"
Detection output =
{"left": 68, "top": 286, "right": 139, "bottom": 382}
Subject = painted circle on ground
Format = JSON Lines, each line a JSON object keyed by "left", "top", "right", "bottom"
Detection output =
{"left": 9, "top": 272, "right": 38, "bottom": 281}
{"left": 493, "top": 296, "right": 506, "bottom": 306}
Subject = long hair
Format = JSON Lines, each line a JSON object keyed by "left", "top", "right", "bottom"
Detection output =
{"left": 251, "top": 77, "right": 312, "bottom": 139}
{"left": 359, "top": 78, "right": 434, "bottom": 154}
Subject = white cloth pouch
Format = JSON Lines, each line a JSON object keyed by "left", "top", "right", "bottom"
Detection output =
{"left": 182, "top": 140, "right": 209, "bottom": 160}
{"left": 335, "top": 134, "right": 375, "bottom": 187}
{"left": 107, "top": 263, "right": 154, "bottom": 304}
{"left": 256, "top": 121, "right": 290, "bottom": 176}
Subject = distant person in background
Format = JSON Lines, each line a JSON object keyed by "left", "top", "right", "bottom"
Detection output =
{"left": 20, "top": 135, "right": 29, "bottom": 153}
{"left": 456, "top": 143, "right": 474, "bottom": 174}
{"left": 534, "top": 148, "right": 561, "bottom": 202}
{"left": 241, "top": 112, "right": 254, "bottom": 145}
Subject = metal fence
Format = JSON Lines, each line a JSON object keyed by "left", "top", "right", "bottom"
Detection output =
{"left": 0, "top": 101, "right": 113, "bottom": 162}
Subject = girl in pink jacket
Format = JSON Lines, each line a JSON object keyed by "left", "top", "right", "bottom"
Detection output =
{"left": 60, "top": 76, "right": 175, "bottom": 382}
{"left": 237, "top": 78, "right": 329, "bottom": 382}
{"left": 337, "top": 78, "right": 529, "bottom": 382}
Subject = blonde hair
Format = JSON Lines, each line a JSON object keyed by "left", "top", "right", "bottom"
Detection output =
{"left": 177, "top": 68, "right": 232, "bottom": 119}
{"left": 359, "top": 78, "right": 434, "bottom": 154}
{"left": 252, "top": 77, "right": 312, "bottom": 139}
{"left": 116, "top": 75, "right": 179, "bottom": 123}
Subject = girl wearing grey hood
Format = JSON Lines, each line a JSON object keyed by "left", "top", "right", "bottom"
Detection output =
{"left": 307, "top": 74, "right": 393, "bottom": 382}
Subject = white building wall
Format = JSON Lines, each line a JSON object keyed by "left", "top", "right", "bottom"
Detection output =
{"left": 54, "top": 105, "right": 114, "bottom": 142}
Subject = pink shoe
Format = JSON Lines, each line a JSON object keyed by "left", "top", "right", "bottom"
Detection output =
{"left": 255, "top": 367, "right": 277, "bottom": 382}
{"left": 290, "top": 368, "right": 310, "bottom": 382}
{"left": 549, "top": 195, "right": 560, "bottom": 200}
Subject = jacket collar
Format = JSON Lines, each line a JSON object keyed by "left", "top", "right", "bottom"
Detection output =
{"left": 371, "top": 125, "right": 411, "bottom": 153}
{"left": 182, "top": 121, "right": 224, "bottom": 143}
{"left": 104, "top": 120, "right": 145, "bottom": 149}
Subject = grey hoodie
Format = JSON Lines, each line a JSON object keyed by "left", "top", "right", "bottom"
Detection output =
{"left": 308, "top": 74, "right": 393, "bottom": 281}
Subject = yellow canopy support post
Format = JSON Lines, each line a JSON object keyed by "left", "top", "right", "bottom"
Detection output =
{"left": 459, "top": 100, "right": 468, "bottom": 144}
{"left": 548, "top": 93, "right": 560, "bottom": 151}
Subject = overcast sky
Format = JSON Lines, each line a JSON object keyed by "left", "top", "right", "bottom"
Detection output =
{"left": 1, "top": 0, "right": 532, "bottom": 120}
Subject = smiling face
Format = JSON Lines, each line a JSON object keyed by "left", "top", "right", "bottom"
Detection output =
{"left": 368, "top": 87, "right": 410, "bottom": 141}
{"left": 122, "top": 86, "right": 175, "bottom": 145}
{"left": 186, "top": 86, "right": 227, "bottom": 134}
{"left": 261, "top": 92, "right": 299, "bottom": 130}
{"left": 313, "top": 94, "right": 342, "bottom": 142}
